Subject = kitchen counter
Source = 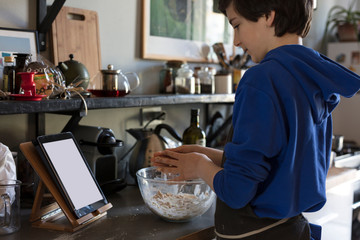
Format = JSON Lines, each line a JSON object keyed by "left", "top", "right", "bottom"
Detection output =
{"left": 326, "top": 166, "right": 359, "bottom": 190}
{"left": 4, "top": 167, "right": 356, "bottom": 240}
{"left": 6, "top": 186, "right": 215, "bottom": 240}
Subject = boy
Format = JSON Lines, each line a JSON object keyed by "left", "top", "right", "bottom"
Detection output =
{"left": 152, "top": 0, "right": 360, "bottom": 239}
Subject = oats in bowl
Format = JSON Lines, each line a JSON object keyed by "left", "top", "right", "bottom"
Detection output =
{"left": 136, "top": 167, "right": 215, "bottom": 222}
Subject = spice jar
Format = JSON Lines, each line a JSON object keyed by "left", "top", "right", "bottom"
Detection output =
{"left": 175, "top": 64, "right": 195, "bottom": 94}
{"left": 159, "top": 67, "right": 173, "bottom": 93}
{"left": 198, "top": 67, "right": 216, "bottom": 94}
{"left": 159, "top": 60, "right": 184, "bottom": 94}
{"left": 167, "top": 60, "right": 184, "bottom": 81}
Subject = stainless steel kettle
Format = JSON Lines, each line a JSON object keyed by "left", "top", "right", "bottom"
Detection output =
{"left": 127, "top": 123, "right": 182, "bottom": 179}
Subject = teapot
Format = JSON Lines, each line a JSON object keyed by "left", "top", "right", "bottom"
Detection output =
{"left": 97, "top": 64, "right": 140, "bottom": 97}
{"left": 57, "top": 54, "right": 90, "bottom": 89}
{"left": 127, "top": 123, "right": 182, "bottom": 179}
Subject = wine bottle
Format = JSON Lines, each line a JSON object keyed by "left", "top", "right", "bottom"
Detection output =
{"left": 182, "top": 108, "right": 206, "bottom": 146}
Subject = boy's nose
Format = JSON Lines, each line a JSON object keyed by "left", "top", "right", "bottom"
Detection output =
{"left": 234, "top": 40, "right": 241, "bottom": 47}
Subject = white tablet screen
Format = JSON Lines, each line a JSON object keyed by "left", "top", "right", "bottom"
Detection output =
{"left": 42, "top": 138, "right": 103, "bottom": 210}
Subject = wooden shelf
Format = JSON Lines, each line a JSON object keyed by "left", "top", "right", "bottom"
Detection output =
{"left": 0, "top": 94, "right": 235, "bottom": 115}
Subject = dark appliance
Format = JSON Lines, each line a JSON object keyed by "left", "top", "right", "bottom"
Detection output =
{"left": 62, "top": 115, "right": 126, "bottom": 195}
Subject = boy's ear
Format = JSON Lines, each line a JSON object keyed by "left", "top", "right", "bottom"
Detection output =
{"left": 265, "top": 10, "right": 275, "bottom": 27}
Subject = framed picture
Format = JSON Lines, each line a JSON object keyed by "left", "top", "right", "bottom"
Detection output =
{"left": 0, "top": 27, "right": 39, "bottom": 83}
{"left": 327, "top": 42, "right": 360, "bottom": 75}
{"left": 141, "top": 0, "right": 234, "bottom": 63}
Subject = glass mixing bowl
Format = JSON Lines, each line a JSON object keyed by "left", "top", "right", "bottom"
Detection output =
{"left": 136, "top": 167, "right": 216, "bottom": 222}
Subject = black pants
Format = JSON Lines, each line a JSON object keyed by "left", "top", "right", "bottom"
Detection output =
{"left": 215, "top": 199, "right": 310, "bottom": 240}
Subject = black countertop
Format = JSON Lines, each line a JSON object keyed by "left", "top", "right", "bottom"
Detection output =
{"left": 6, "top": 186, "right": 215, "bottom": 240}
{"left": 0, "top": 94, "right": 235, "bottom": 115}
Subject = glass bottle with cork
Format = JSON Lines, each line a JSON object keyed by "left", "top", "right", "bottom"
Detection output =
{"left": 2, "top": 56, "right": 15, "bottom": 93}
{"left": 182, "top": 108, "right": 206, "bottom": 146}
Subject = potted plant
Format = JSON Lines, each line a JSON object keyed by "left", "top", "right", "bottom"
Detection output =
{"left": 324, "top": 0, "right": 360, "bottom": 42}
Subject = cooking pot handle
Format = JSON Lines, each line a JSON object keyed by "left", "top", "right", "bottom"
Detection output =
{"left": 154, "top": 124, "right": 182, "bottom": 143}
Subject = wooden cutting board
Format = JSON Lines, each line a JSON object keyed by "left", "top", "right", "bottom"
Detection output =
{"left": 51, "top": 6, "right": 101, "bottom": 81}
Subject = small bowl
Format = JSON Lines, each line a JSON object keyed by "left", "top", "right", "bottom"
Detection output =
{"left": 136, "top": 167, "right": 215, "bottom": 222}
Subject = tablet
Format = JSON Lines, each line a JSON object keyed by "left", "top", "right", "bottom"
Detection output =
{"left": 34, "top": 132, "right": 108, "bottom": 219}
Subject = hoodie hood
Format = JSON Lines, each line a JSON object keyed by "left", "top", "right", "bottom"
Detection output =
{"left": 262, "top": 45, "right": 360, "bottom": 123}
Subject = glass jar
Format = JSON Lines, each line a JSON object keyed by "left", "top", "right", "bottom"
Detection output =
{"left": 198, "top": 67, "right": 216, "bottom": 94}
{"left": 159, "top": 60, "right": 184, "bottom": 94}
{"left": 167, "top": 60, "right": 184, "bottom": 80}
{"left": 159, "top": 67, "right": 173, "bottom": 94}
{"left": 175, "top": 64, "right": 195, "bottom": 94}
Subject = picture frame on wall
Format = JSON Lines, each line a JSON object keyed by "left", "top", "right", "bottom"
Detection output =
{"left": 0, "top": 27, "right": 39, "bottom": 60}
{"left": 0, "top": 27, "right": 39, "bottom": 84}
{"left": 141, "top": 0, "right": 234, "bottom": 63}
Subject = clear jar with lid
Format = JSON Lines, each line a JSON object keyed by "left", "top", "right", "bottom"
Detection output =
{"left": 175, "top": 64, "right": 195, "bottom": 94}
{"left": 159, "top": 60, "right": 184, "bottom": 94}
{"left": 198, "top": 67, "right": 216, "bottom": 94}
{"left": 167, "top": 60, "right": 184, "bottom": 78}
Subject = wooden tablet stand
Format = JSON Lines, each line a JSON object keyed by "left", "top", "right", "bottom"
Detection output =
{"left": 20, "top": 142, "right": 113, "bottom": 232}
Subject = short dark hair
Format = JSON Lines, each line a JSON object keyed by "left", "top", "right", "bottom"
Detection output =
{"left": 218, "top": 0, "right": 313, "bottom": 38}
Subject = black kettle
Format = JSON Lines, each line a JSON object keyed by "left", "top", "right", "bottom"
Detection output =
{"left": 127, "top": 123, "right": 182, "bottom": 178}
{"left": 58, "top": 54, "right": 90, "bottom": 89}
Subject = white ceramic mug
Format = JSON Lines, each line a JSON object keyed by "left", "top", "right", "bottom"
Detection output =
{"left": 215, "top": 73, "right": 232, "bottom": 94}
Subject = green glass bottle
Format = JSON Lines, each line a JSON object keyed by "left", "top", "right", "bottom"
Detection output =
{"left": 182, "top": 108, "right": 206, "bottom": 146}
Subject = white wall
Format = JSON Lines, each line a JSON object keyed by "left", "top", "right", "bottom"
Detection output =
{"left": 332, "top": 95, "right": 360, "bottom": 143}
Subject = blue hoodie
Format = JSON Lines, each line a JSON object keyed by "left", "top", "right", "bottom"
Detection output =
{"left": 213, "top": 45, "right": 360, "bottom": 219}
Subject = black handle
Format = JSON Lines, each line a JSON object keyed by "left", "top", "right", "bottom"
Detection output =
{"left": 154, "top": 124, "right": 182, "bottom": 142}
{"left": 79, "top": 139, "right": 123, "bottom": 148}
